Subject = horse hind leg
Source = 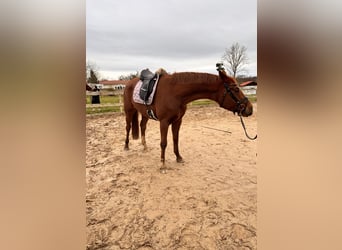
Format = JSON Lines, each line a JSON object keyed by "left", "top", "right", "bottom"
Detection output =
{"left": 124, "top": 110, "right": 139, "bottom": 150}
{"left": 140, "top": 116, "right": 148, "bottom": 151}
{"left": 124, "top": 113, "right": 132, "bottom": 150}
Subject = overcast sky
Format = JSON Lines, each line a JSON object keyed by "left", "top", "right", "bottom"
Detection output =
{"left": 86, "top": 0, "right": 256, "bottom": 80}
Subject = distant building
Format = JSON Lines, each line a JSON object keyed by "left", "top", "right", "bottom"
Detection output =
{"left": 240, "top": 81, "right": 257, "bottom": 95}
{"left": 100, "top": 80, "right": 127, "bottom": 90}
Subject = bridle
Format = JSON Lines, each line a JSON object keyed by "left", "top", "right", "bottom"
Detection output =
{"left": 219, "top": 82, "right": 249, "bottom": 115}
{"left": 219, "top": 82, "right": 257, "bottom": 140}
{"left": 215, "top": 63, "right": 257, "bottom": 140}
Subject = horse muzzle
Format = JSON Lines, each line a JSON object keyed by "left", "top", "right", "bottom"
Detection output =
{"left": 241, "top": 104, "right": 253, "bottom": 117}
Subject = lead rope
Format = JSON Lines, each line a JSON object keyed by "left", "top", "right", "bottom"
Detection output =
{"left": 239, "top": 115, "right": 257, "bottom": 140}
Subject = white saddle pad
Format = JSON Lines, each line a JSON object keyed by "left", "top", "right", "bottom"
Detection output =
{"left": 132, "top": 75, "right": 159, "bottom": 105}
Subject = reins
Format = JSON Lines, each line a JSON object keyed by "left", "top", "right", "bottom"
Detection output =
{"left": 239, "top": 114, "right": 257, "bottom": 140}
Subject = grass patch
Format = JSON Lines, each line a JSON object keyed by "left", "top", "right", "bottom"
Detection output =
{"left": 86, "top": 95, "right": 122, "bottom": 104}
{"left": 247, "top": 94, "right": 257, "bottom": 102}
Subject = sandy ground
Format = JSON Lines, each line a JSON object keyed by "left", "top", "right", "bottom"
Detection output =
{"left": 86, "top": 104, "right": 257, "bottom": 250}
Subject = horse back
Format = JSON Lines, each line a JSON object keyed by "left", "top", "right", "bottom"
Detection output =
{"left": 125, "top": 77, "right": 139, "bottom": 90}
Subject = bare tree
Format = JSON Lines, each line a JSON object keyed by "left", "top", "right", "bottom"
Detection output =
{"left": 86, "top": 61, "right": 101, "bottom": 103}
{"left": 86, "top": 61, "right": 100, "bottom": 80}
{"left": 87, "top": 69, "right": 99, "bottom": 84}
{"left": 222, "top": 42, "right": 249, "bottom": 78}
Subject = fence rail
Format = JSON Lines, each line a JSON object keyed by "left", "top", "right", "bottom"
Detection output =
{"left": 86, "top": 90, "right": 124, "bottom": 96}
{"left": 86, "top": 90, "right": 124, "bottom": 113}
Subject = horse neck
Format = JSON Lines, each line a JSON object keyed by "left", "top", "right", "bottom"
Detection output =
{"left": 175, "top": 79, "right": 221, "bottom": 104}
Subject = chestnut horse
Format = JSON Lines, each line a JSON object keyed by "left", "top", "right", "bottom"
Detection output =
{"left": 123, "top": 68, "right": 253, "bottom": 167}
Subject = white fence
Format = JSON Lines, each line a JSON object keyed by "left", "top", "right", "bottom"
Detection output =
{"left": 241, "top": 86, "right": 257, "bottom": 95}
{"left": 86, "top": 90, "right": 124, "bottom": 113}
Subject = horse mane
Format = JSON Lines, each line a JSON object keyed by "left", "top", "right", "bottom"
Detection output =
{"left": 157, "top": 70, "right": 237, "bottom": 85}
{"left": 171, "top": 72, "right": 221, "bottom": 84}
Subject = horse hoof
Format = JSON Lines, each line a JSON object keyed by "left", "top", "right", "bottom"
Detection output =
{"left": 160, "top": 168, "right": 167, "bottom": 174}
{"left": 177, "top": 158, "right": 184, "bottom": 163}
{"left": 124, "top": 146, "right": 129, "bottom": 151}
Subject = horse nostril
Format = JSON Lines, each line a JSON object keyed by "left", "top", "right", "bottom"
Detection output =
{"left": 245, "top": 105, "right": 253, "bottom": 116}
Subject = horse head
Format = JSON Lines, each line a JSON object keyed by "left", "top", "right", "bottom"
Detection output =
{"left": 217, "top": 68, "right": 253, "bottom": 117}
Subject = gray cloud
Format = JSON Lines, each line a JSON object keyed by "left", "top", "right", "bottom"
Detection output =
{"left": 87, "top": 0, "right": 257, "bottom": 79}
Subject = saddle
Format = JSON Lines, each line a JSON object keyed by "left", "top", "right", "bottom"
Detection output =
{"left": 139, "top": 69, "right": 158, "bottom": 103}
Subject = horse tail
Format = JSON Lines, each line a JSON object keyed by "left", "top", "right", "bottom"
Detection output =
{"left": 131, "top": 110, "right": 139, "bottom": 139}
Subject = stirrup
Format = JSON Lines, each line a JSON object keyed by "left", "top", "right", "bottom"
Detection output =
{"left": 147, "top": 109, "right": 158, "bottom": 120}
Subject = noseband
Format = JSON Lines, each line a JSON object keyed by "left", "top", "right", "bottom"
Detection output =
{"left": 219, "top": 82, "right": 249, "bottom": 115}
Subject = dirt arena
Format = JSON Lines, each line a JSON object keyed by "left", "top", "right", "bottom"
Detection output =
{"left": 86, "top": 104, "right": 257, "bottom": 250}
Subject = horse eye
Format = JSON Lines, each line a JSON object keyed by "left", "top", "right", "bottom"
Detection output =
{"left": 234, "top": 87, "right": 239, "bottom": 92}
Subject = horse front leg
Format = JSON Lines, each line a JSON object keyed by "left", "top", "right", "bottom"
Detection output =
{"left": 172, "top": 118, "right": 184, "bottom": 163}
{"left": 140, "top": 116, "right": 148, "bottom": 151}
{"left": 159, "top": 120, "right": 170, "bottom": 167}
